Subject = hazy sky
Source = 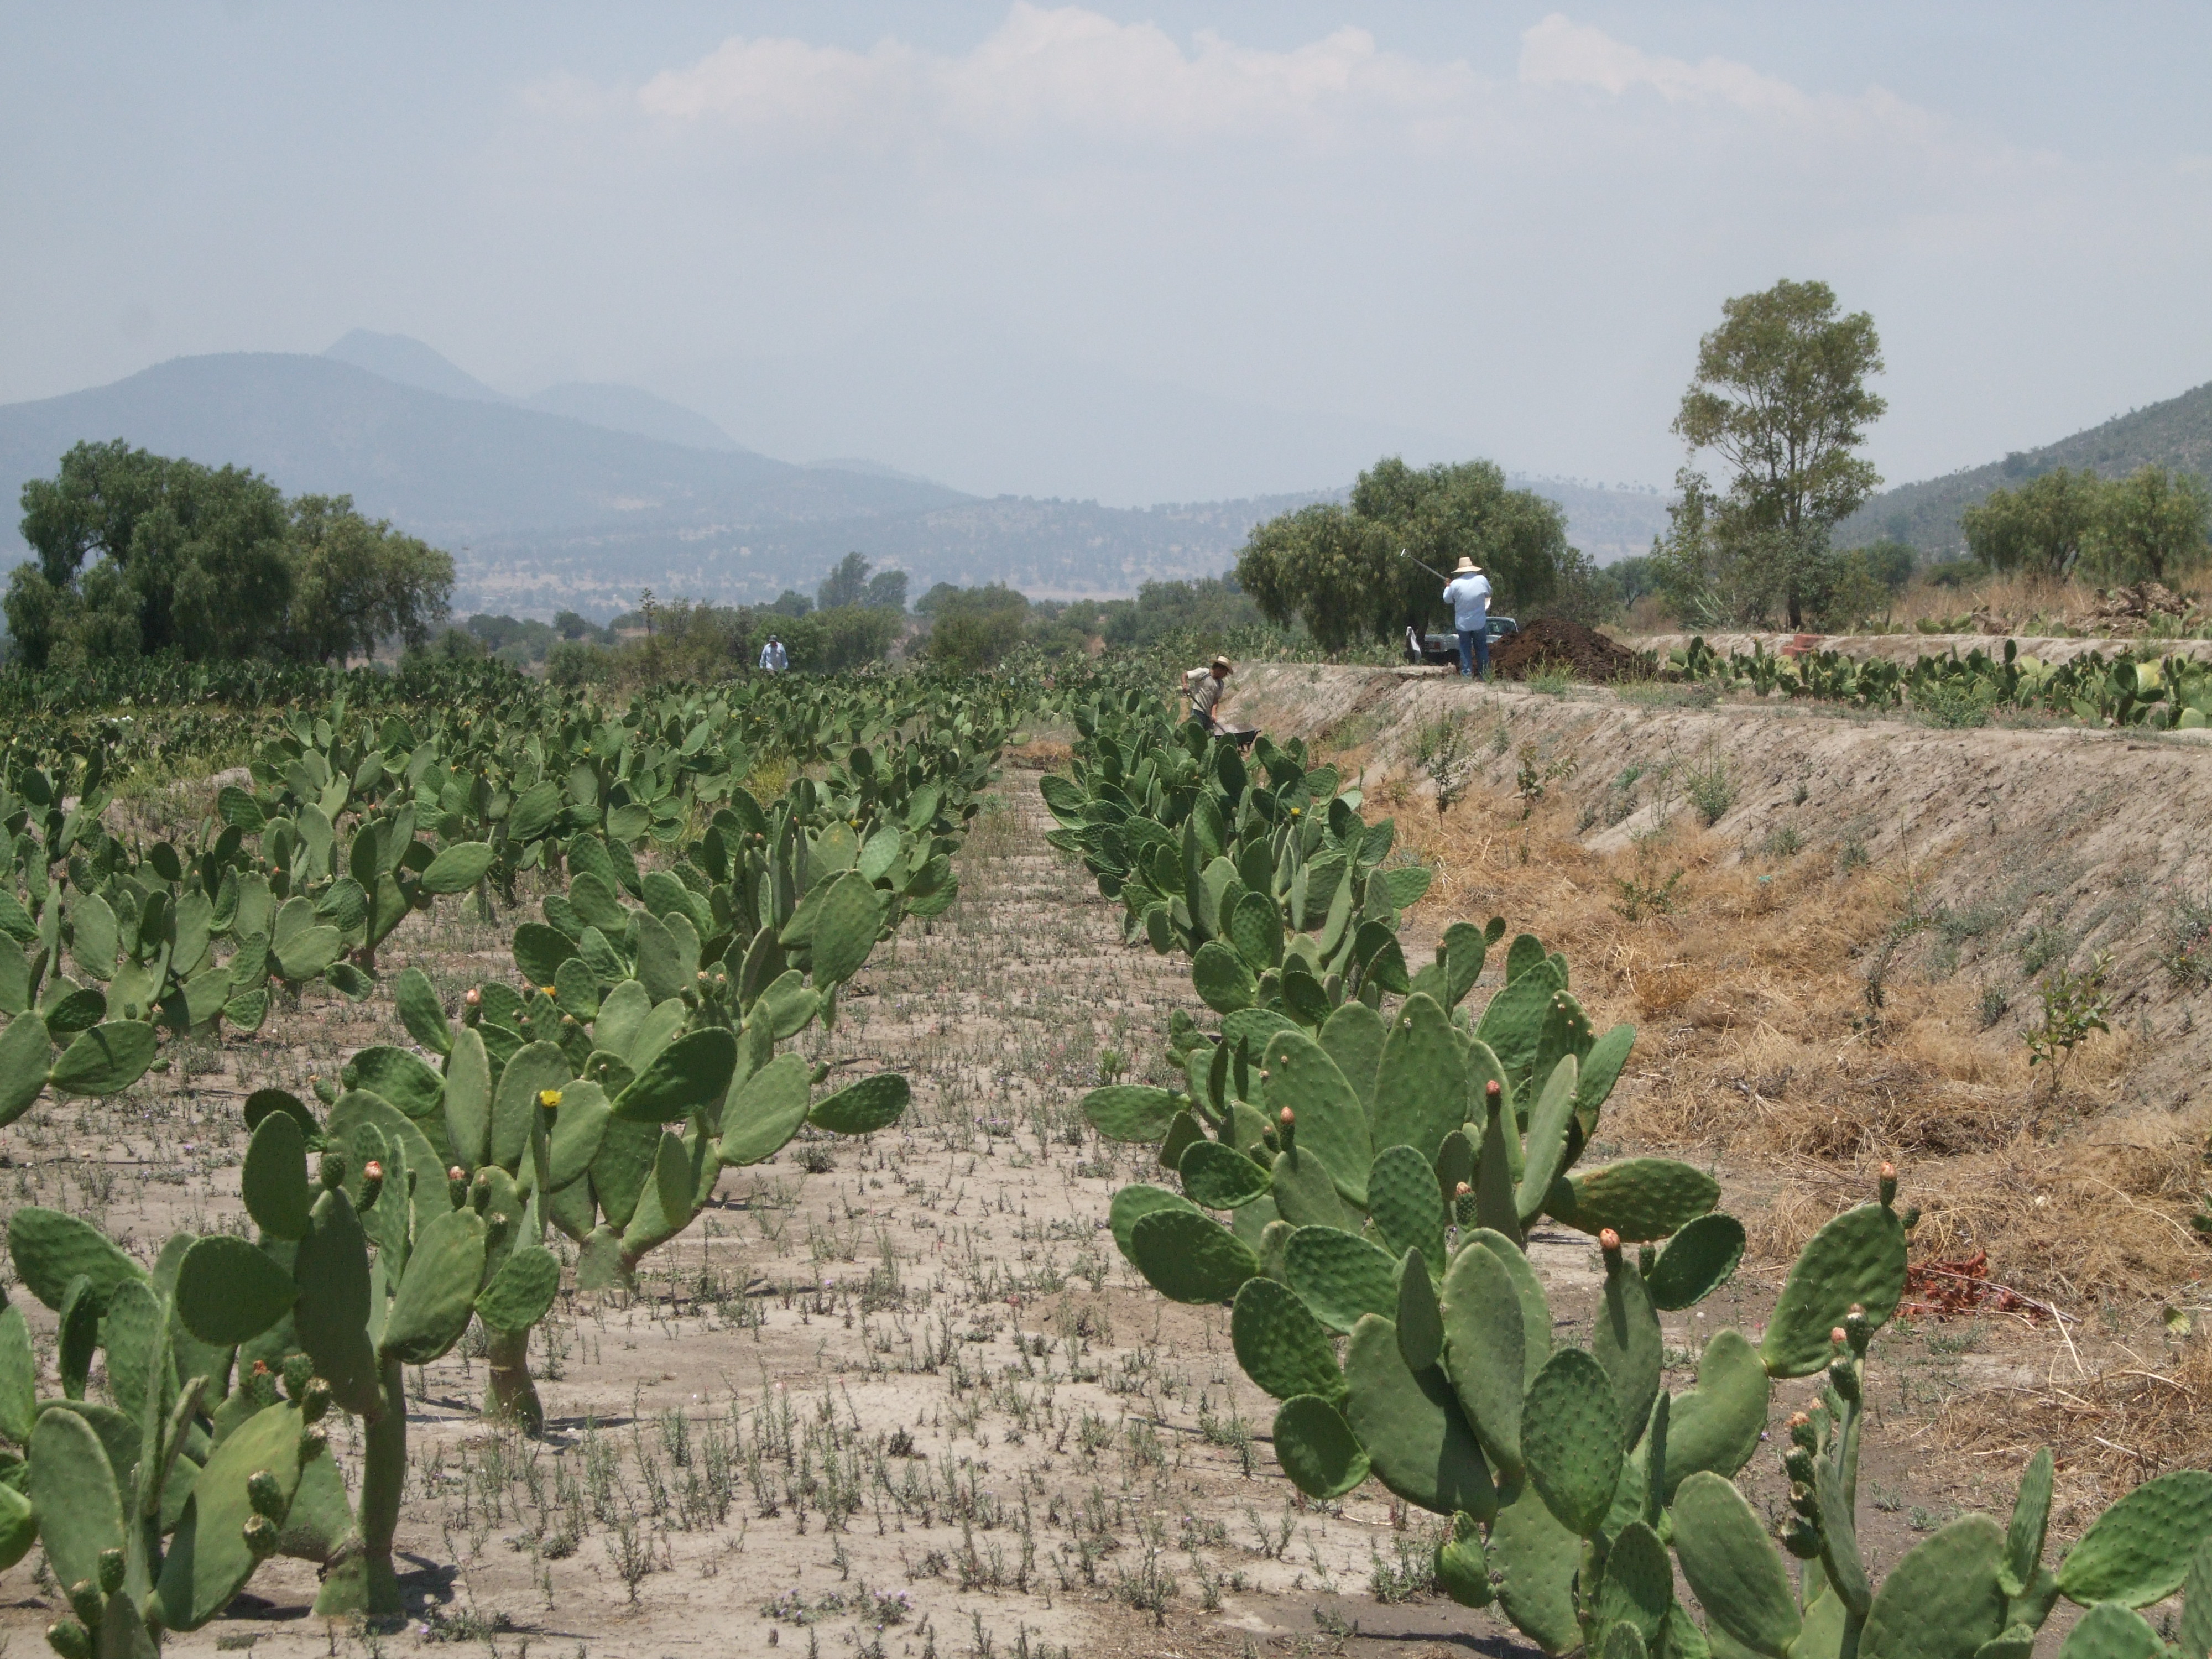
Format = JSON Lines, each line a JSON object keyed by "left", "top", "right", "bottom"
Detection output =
{"left": 6, "top": 3, "right": 2211, "bottom": 505}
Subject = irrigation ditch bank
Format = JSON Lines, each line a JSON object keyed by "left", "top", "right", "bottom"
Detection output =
{"left": 1631, "top": 630, "right": 2212, "bottom": 669}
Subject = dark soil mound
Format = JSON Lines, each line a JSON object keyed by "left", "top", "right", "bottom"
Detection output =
{"left": 1489, "top": 618, "right": 1647, "bottom": 683}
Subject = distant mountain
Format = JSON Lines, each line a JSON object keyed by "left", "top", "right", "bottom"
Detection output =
{"left": 1838, "top": 377, "right": 2212, "bottom": 556}
{"left": 0, "top": 346, "right": 1679, "bottom": 616}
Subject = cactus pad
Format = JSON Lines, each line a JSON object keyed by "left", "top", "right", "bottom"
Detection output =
{"left": 1079, "top": 1084, "right": 1181, "bottom": 1143}
{"left": 27, "top": 1407, "right": 120, "bottom": 1594}
{"left": 175, "top": 1236, "right": 296, "bottom": 1347}
{"left": 1269, "top": 1145, "right": 1358, "bottom": 1232}
{"left": 810, "top": 1073, "right": 910, "bottom": 1136}
{"left": 1543, "top": 1158, "right": 1719, "bottom": 1242}
{"left": 1433, "top": 1511, "right": 1492, "bottom": 1608}
{"left": 1465, "top": 1228, "right": 1553, "bottom": 1383}
{"left": 1394, "top": 1249, "right": 1444, "bottom": 1373}
{"left": 1759, "top": 1201, "right": 1908, "bottom": 1378}
{"left": 153, "top": 1402, "right": 306, "bottom": 1630}
{"left": 1107, "top": 1184, "right": 1198, "bottom": 1263}
{"left": 1128, "top": 1208, "right": 1256, "bottom": 1303}
{"left": 545, "top": 1079, "right": 612, "bottom": 1190}
{"left": 1575, "top": 1022, "right": 1635, "bottom": 1132}
{"left": 1488, "top": 1477, "right": 1583, "bottom": 1655}
{"left": 477, "top": 1243, "right": 561, "bottom": 1333}
{"left": 2052, "top": 1605, "right": 2163, "bottom": 1659}
{"left": 393, "top": 966, "right": 452, "bottom": 1056}
{"left": 1859, "top": 1512, "right": 2007, "bottom": 1659}
{"left": 7, "top": 1207, "right": 147, "bottom": 1313}
{"left": 0, "top": 1302, "right": 32, "bottom": 1445}
{"left": 1318, "top": 1000, "right": 1387, "bottom": 1115}
{"left": 0, "top": 1010, "right": 50, "bottom": 1129}
{"left": 2057, "top": 1469, "right": 2212, "bottom": 1609}
{"left": 1342, "top": 1314, "right": 1495, "bottom": 1521}
{"left": 717, "top": 1052, "right": 811, "bottom": 1167}
{"left": 1439, "top": 1238, "right": 1527, "bottom": 1472}
{"left": 1181, "top": 1139, "right": 1272, "bottom": 1209}
{"left": 1284, "top": 1227, "right": 1399, "bottom": 1333}
{"left": 612, "top": 1028, "right": 737, "bottom": 1124}
{"left": 1366, "top": 1144, "right": 1446, "bottom": 1275}
{"left": 1596, "top": 1520, "right": 1673, "bottom": 1648}
{"left": 1645, "top": 1212, "right": 1746, "bottom": 1311}
{"left": 1262, "top": 1030, "right": 1371, "bottom": 1208}
{"left": 1371, "top": 993, "right": 1467, "bottom": 1174}
{"left": 1270, "top": 1394, "right": 1369, "bottom": 1500}
{"left": 378, "top": 1209, "right": 487, "bottom": 1363}
{"left": 1663, "top": 1329, "right": 1770, "bottom": 1496}
{"left": 1592, "top": 1249, "right": 1663, "bottom": 1449}
{"left": 441, "top": 1027, "right": 493, "bottom": 1170}
{"left": 2001, "top": 1447, "right": 2053, "bottom": 1597}
{"left": 293, "top": 1190, "right": 380, "bottom": 1418}
{"left": 1520, "top": 1347, "right": 1624, "bottom": 1536}
{"left": 1192, "top": 940, "right": 1258, "bottom": 1013}
{"left": 1672, "top": 1472, "right": 1804, "bottom": 1658}
{"left": 1514, "top": 1053, "right": 1580, "bottom": 1225}
{"left": 46, "top": 1019, "right": 156, "bottom": 1098}
{"left": 0, "top": 1480, "right": 30, "bottom": 1573}
{"left": 1230, "top": 1277, "right": 1344, "bottom": 1404}
{"left": 241, "top": 1111, "right": 315, "bottom": 1241}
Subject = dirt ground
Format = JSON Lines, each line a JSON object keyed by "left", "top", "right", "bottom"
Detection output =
{"left": 5, "top": 675, "right": 2211, "bottom": 1657}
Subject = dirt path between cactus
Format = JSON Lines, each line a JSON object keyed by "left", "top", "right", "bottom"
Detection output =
{"left": 0, "top": 726, "right": 2192, "bottom": 1658}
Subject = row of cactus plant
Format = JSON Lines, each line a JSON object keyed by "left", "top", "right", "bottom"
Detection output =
{"left": 1047, "top": 693, "right": 2212, "bottom": 1656}
{"left": 0, "top": 671, "right": 1024, "bottom": 1642}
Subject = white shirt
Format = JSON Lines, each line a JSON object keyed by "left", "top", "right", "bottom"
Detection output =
{"left": 1443, "top": 573, "right": 1491, "bottom": 633}
{"left": 759, "top": 640, "right": 787, "bottom": 671}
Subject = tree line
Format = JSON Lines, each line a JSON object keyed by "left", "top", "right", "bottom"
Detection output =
{"left": 8, "top": 440, "right": 453, "bottom": 669}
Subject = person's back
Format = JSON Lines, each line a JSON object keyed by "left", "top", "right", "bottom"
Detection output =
{"left": 1444, "top": 570, "right": 1490, "bottom": 632}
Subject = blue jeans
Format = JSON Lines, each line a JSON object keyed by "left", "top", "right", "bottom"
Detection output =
{"left": 1456, "top": 629, "right": 1489, "bottom": 678}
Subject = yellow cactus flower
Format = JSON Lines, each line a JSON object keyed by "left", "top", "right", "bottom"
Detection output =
{"left": 538, "top": 1088, "right": 562, "bottom": 1109}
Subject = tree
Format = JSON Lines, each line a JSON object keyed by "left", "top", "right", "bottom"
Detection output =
{"left": 2088, "top": 465, "right": 2211, "bottom": 586}
{"left": 769, "top": 590, "right": 813, "bottom": 618}
{"left": 1961, "top": 468, "right": 2104, "bottom": 580}
{"left": 1672, "top": 279, "right": 1886, "bottom": 627}
{"left": 922, "top": 585, "right": 1029, "bottom": 672}
{"left": 817, "top": 551, "right": 871, "bottom": 611}
{"left": 284, "top": 495, "right": 452, "bottom": 663}
{"left": 864, "top": 567, "right": 909, "bottom": 612}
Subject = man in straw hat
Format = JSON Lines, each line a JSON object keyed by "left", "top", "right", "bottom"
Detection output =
{"left": 1182, "top": 655, "right": 1234, "bottom": 732}
{"left": 1443, "top": 556, "right": 1493, "bottom": 679}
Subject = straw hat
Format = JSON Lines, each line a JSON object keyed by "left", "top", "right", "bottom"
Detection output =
{"left": 1453, "top": 556, "right": 1481, "bottom": 574}
{"left": 1212, "top": 655, "right": 1232, "bottom": 672}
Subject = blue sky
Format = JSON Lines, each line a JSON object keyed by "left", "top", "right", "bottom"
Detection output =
{"left": 6, "top": 3, "right": 2210, "bottom": 505}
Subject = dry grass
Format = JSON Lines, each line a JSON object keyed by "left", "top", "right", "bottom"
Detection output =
{"left": 1360, "top": 760, "right": 2195, "bottom": 1305}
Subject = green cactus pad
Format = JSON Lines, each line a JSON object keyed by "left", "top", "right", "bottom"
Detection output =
{"left": 1108, "top": 1185, "right": 1199, "bottom": 1262}
{"left": 1268, "top": 1145, "right": 1358, "bottom": 1232}
{"left": 1473, "top": 957, "right": 1561, "bottom": 1081}
{"left": 1439, "top": 1238, "right": 1526, "bottom": 1472}
{"left": 1646, "top": 1213, "right": 1746, "bottom": 1311}
{"left": 1672, "top": 1472, "right": 1804, "bottom": 1657}
{"left": 96, "top": 1277, "right": 164, "bottom": 1433}
{"left": 1592, "top": 1249, "right": 1663, "bottom": 1450}
{"left": 1284, "top": 1227, "right": 1400, "bottom": 1333}
{"left": 46, "top": 1020, "right": 156, "bottom": 1098}
{"left": 1545, "top": 1158, "right": 1720, "bottom": 1243}
{"left": 419, "top": 840, "right": 495, "bottom": 895}
{"left": 393, "top": 966, "right": 452, "bottom": 1056}
{"left": 1342, "top": 1314, "right": 1495, "bottom": 1521}
{"left": 241, "top": 1110, "right": 315, "bottom": 1241}
{"left": 1434, "top": 1510, "right": 1492, "bottom": 1608}
{"left": 0, "top": 1303, "right": 32, "bottom": 1445}
{"left": 1521, "top": 1347, "right": 1624, "bottom": 1536}
{"left": 1515, "top": 1053, "right": 1580, "bottom": 1225}
{"left": 1488, "top": 1476, "right": 1583, "bottom": 1655}
{"left": 1371, "top": 993, "right": 1466, "bottom": 1176}
{"left": 7, "top": 1207, "right": 147, "bottom": 1313}
{"left": 27, "top": 1407, "right": 121, "bottom": 1595}
{"left": 2001, "top": 1447, "right": 2054, "bottom": 1597}
{"left": 175, "top": 1237, "right": 296, "bottom": 1347}
{"left": 1473, "top": 1074, "right": 1522, "bottom": 1245}
{"left": 2057, "top": 1469, "right": 2212, "bottom": 1608}
{"left": 806, "top": 871, "right": 885, "bottom": 987}
{"left": 1081, "top": 1084, "right": 1182, "bottom": 1142}
{"left": 442, "top": 1027, "right": 493, "bottom": 1170}
{"left": 512, "top": 921, "right": 579, "bottom": 992}
{"left": 379, "top": 1209, "right": 487, "bottom": 1363}
{"left": 1192, "top": 940, "right": 1259, "bottom": 1013}
{"left": 810, "top": 1073, "right": 910, "bottom": 1136}
{"left": 1228, "top": 890, "right": 1283, "bottom": 973}
{"left": 293, "top": 1190, "right": 381, "bottom": 1418}
{"left": 1270, "top": 1395, "right": 1370, "bottom": 1501}
{"left": 717, "top": 1052, "right": 811, "bottom": 1167}
{"left": 1395, "top": 1249, "right": 1444, "bottom": 1372}
{"left": 1181, "top": 1139, "right": 1271, "bottom": 1209}
{"left": 1230, "top": 1277, "right": 1344, "bottom": 1403}
{"left": 0, "top": 1010, "right": 50, "bottom": 1129}
{"left": 344, "top": 1046, "right": 444, "bottom": 1122}
{"left": 476, "top": 1243, "right": 560, "bottom": 1333}
{"left": 1859, "top": 1513, "right": 2007, "bottom": 1659}
{"left": 1601, "top": 1626, "right": 1649, "bottom": 1659}
{"left": 2177, "top": 1536, "right": 2212, "bottom": 1659}
{"left": 1367, "top": 1144, "right": 1446, "bottom": 1274}
{"left": 153, "top": 1401, "right": 306, "bottom": 1630}
{"left": 1759, "top": 1201, "right": 1908, "bottom": 1378}
{"left": 1663, "top": 1329, "right": 1770, "bottom": 1496}
{"left": 1128, "top": 1209, "right": 1257, "bottom": 1303}
{"left": 1597, "top": 1520, "right": 1673, "bottom": 1648}
{"left": 545, "top": 1079, "right": 612, "bottom": 1190}
{"left": 1318, "top": 1000, "right": 1387, "bottom": 1116}
{"left": 1262, "top": 1029, "right": 1371, "bottom": 1208}
{"left": 2052, "top": 1605, "right": 2163, "bottom": 1659}
{"left": 611, "top": 1027, "right": 737, "bottom": 1124}
{"left": 0, "top": 1480, "right": 30, "bottom": 1573}
{"left": 620, "top": 1132, "right": 697, "bottom": 1256}
{"left": 1576, "top": 1022, "right": 1635, "bottom": 1131}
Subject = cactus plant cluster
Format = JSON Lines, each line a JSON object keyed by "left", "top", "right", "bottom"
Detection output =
{"left": 2, "top": 1209, "right": 324, "bottom": 1657}
{"left": 0, "top": 672, "right": 1023, "bottom": 1643}
{"left": 1053, "top": 695, "right": 2212, "bottom": 1656}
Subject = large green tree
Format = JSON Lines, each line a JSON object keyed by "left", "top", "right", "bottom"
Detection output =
{"left": 1236, "top": 458, "right": 1573, "bottom": 649}
{"left": 2090, "top": 465, "right": 2211, "bottom": 586}
{"left": 8, "top": 441, "right": 452, "bottom": 670}
{"left": 1961, "top": 467, "right": 2104, "bottom": 579}
{"left": 1670, "top": 279, "right": 1886, "bottom": 627}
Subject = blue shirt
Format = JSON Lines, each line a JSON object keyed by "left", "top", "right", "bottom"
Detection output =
{"left": 1443, "top": 573, "right": 1491, "bottom": 633}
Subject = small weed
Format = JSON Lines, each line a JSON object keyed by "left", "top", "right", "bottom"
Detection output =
{"left": 1514, "top": 742, "right": 1577, "bottom": 815}
{"left": 2026, "top": 952, "right": 2113, "bottom": 1091}
{"left": 1526, "top": 660, "right": 1575, "bottom": 696}
{"left": 1978, "top": 984, "right": 2009, "bottom": 1029}
{"left": 1838, "top": 838, "right": 1870, "bottom": 874}
{"left": 1610, "top": 865, "right": 1685, "bottom": 923}
{"left": 1761, "top": 825, "right": 1803, "bottom": 859}
{"left": 1915, "top": 680, "right": 1997, "bottom": 729}
{"left": 2019, "top": 924, "right": 2070, "bottom": 975}
{"left": 1412, "top": 714, "right": 1478, "bottom": 816}
{"left": 1682, "top": 750, "right": 1734, "bottom": 827}
{"left": 2163, "top": 896, "right": 2212, "bottom": 992}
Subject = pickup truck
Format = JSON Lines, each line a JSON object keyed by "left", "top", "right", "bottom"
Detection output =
{"left": 1412, "top": 617, "right": 1517, "bottom": 666}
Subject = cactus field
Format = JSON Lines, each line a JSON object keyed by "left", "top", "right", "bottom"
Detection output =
{"left": 3, "top": 657, "right": 2212, "bottom": 1656}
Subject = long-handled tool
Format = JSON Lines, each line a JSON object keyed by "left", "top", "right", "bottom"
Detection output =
{"left": 1399, "top": 546, "right": 1452, "bottom": 582}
